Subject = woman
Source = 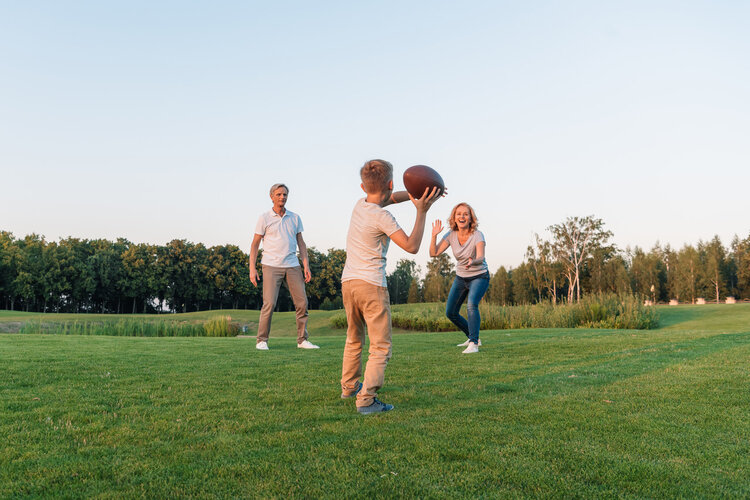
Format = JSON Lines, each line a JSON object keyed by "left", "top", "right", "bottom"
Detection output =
{"left": 430, "top": 203, "right": 489, "bottom": 353}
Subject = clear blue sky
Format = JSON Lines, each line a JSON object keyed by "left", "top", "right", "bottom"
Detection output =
{"left": 2, "top": 1, "right": 748, "bottom": 274}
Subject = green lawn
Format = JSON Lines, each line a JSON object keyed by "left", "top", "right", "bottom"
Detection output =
{"left": 1, "top": 305, "right": 749, "bottom": 498}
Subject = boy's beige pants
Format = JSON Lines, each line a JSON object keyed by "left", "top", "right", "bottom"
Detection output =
{"left": 340, "top": 280, "right": 392, "bottom": 407}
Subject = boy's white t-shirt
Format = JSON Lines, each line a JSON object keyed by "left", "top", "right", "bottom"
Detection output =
{"left": 254, "top": 209, "right": 304, "bottom": 268}
{"left": 342, "top": 198, "right": 402, "bottom": 287}
{"left": 440, "top": 230, "right": 488, "bottom": 278}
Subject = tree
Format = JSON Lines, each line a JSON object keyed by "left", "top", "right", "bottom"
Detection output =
{"left": 88, "top": 238, "right": 128, "bottom": 313}
{"left": 585, "top": 246, "right": 629, "bottom": 295}
{"left": 387, "top": 259, "right": 420, "bottom": 305}
{"left": 121, "top": 243, "right": 159, "bottom": 313}
{"left": 0, "top": 231, "right": 19, "bottom": 310}
{"left": 673, "top": 244, "right": 700, "bottom": 304}
{"left": 42, "top": 241, "right": 65, "bottom": 312}
{"left": 13, "top": 234, "right": 48, "bottom": 311}
{"left": 548, "top": 216, "right": 613, "bottom": 302}
{"left": 700, "top": 236, "right": 728, "bottom": 303}
{"left": 422, "top": 253, "right": 454, "bottom": 302}
{"left": 629, "top": 246, "right": 666, "bottom": 302}
{"left": 525, "top": 235, "right": 563, "bottom": 304}
{"left": 222, "top": 244, "right": 257, "bottom": 310}
{"left": 731, "top": 235, "right": 750, "bottom": 299}
{"left": 158, "top": 239, "right": 199, "bottom": 313}
{"left": 57, "top": 237, "right": 95, "bottom": 312}
{"left": 318, "top": 248, "right": 347, "bottom": 306}
{"left": 407, "top": 279, "right": 422, "bottom": 303}
{"left": 487, "top": 266, "right": 512, "bottom": 305}
{"left": 509, "top": 263, "right": 536, "bottom": 305}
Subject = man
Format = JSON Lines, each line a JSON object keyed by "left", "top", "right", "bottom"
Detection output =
{"left": 249, "top": 183, "right": 319, "bottom": 350}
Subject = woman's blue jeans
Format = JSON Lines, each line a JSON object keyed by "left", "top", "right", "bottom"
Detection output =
{"left": 445, "top": 272, "right": 490, "bottom": 344}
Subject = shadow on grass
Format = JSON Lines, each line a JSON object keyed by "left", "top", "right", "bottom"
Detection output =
{"left": 509, "top": 330, "right": 750, "bottom": 398}
{"left": 655, "top": 306, "right": 711, "bottom": 329}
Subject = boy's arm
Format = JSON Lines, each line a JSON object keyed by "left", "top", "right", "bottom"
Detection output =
{"left": 385, "top": 188, "right": 447, "bottom": 207}
{"left": 390, "top": 187, "right": 442, "bottom": 254}
{"left": 383, "top": 191, "right": 410, "bottom": 207}
{"left": 295, "top": 232, "right": 312, "bottom": 283}
{"left": 249, "top": 233, "right": 263, "bottom": 286}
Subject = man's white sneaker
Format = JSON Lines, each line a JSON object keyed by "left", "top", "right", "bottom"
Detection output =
{"left": 256, "top": 341, "right": 269, "bottom": 350}
{"left": 297, "top": 340, "right": 320, "bottom": 349}
{"left": 457, "top": 339, "right": 482, "bottom": 347}
{"left": 462, "top": 342, "right": 479, "bottom": 354}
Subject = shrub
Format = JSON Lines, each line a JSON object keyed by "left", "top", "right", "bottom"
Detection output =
{"left": 320, "top": 297, "right": 344, "bottom": 311}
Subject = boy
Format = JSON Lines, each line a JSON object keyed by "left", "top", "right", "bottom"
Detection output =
{"left": 340, "top": 159, "right": 442, "bottom": 415}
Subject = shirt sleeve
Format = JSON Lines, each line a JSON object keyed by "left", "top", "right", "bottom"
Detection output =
{"left": 378, "top": 209, "right": 402, "bottom": 236}
{"left": 296, "top": 214, "right": 304, "bottom": 234}
{"left": 254, "top": 215, "right": 266, "bottom": 236}
{"left": 477, "top": 231, "right": 485, "bottom": 244}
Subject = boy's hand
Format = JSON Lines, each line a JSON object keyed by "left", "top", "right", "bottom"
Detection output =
{"left": 431, "top": 220, "right": 443, "bottom": 237}
{"left": 409, "top": 186, "right": 442, "bottom": 212}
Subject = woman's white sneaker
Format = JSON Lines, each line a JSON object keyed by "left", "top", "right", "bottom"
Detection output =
{"left": 462, "top": 342, "right": 479, "bottom": 354}
{"left": 457, "top": 339, "right": 481, "bottom": 347}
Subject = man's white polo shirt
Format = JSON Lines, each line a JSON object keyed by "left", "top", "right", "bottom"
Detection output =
{"left": 254, "top": 209, "right": 304, "bottom": 268}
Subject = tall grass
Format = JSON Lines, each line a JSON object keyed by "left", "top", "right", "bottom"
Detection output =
{"left": 18, "top": 315, "right": 239, "bottom": 337}
{"left": 330, "top": 294, "right": 659, "bottom": 331}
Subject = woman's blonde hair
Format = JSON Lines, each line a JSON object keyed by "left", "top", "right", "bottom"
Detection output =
{"left": 448, "top": 203, "right": 479, "bottom": 232}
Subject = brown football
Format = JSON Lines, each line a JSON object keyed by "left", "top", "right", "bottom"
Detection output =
{"left": 403, "top": 165, "right": 445, "bottom": 198}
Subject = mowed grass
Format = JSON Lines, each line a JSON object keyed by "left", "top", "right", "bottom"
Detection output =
{"left": 1, "top": 305, "right": 749, "bottom": 498}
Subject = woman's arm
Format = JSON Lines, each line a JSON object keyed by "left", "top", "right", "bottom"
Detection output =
{"left": 429, "top": 220, "right": 450, "bottom": 257}
{"left": 468, "top": 240, "right": 486, "bottom": 267}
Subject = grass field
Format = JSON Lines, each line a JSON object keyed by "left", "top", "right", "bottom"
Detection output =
{"left": 2, "top": 305, "right": 749, "bottom": 498}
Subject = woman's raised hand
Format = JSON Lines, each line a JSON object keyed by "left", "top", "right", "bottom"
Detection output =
{"left": 431, "top": 219, "right": 443, "bottom": 237}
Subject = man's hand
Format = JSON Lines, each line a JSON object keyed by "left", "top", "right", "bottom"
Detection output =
{"left": 303, "top": 266, "right": 312, "bottom": 283}
{"left": 250, "top": 267, "right": 259, "bottom": 287}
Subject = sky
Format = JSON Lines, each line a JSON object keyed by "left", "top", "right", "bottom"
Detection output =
{"left": 2, "top": 1, "right": 749, "bottom": 275}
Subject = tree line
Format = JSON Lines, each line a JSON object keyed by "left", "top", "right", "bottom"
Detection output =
{"left": 0, "top": 231, "right": 352, "bottom": 313}
{"left": 2, "top": 217, "right": 749, "bottom": 313}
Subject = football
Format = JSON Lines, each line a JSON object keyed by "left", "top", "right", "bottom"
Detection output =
{"left": 403, "top": 165, "right": 445, "bottom": 198}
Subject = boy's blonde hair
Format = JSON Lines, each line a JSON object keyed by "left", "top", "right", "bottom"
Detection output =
{"left": 360, "top": 159, "right": 393, "bottom": 194}
{"left": 448, "top": 203, "right": 479, "bottom": 232}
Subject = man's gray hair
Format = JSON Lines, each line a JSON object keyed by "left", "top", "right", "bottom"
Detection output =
{"left": 269, "top": 183, "right": 289, "bottom": 196}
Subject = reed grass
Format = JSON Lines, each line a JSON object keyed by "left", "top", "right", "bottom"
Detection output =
{"left": 330, "top": 294, "right": 658, "bottom": 331}
{"left": 18, "top": 315, "right": 239, "bottom": 337}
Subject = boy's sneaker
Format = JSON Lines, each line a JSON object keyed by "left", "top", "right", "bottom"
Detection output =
{"left": 341, "top": 381, "right": 362, "bottom": 399}
{"left": 256, "top": 341, "right": 269, "bottom": 350}
{"left": 357, "top": 398, "right": 394, "bottom": 415}
{"left": 297, "top": 340, "right": 320, "bottom": 349}
{"left": 457, "top": 339, "right": 482, "bottom": 347}
{"left": 462, "top": 342, "right": 479, "bottom": 354}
